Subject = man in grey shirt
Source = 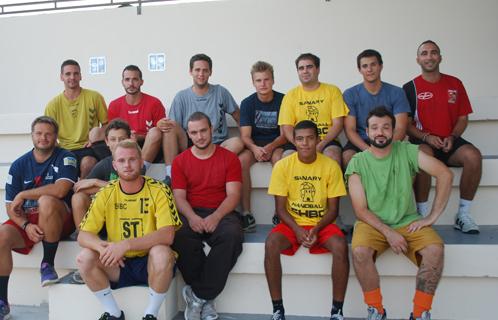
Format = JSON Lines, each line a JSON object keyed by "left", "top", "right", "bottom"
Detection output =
{"left": 158, "top": 54, "right": 243, "bottom": 182}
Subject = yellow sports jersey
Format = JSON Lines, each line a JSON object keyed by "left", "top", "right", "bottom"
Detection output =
{"left": 80, "top": 176, "right": 182, "bottom": 258}
{"left": 268, "top": 153, "right": 346, "bottom": 226}
{"left": 278, "top": 83, "right": 349, "bottom": 139}
{"left": 45, "top": 88, "right": 107, "bottom": 150}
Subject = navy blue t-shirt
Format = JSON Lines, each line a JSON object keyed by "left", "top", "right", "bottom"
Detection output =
{"left": 240, "top": 91, "right": 284, "bottom": 143}
{"left": 5, "top": 147, "right": 78, "bottom": 209}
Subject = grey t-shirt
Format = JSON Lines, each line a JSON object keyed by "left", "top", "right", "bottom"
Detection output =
{"left": 87, "top": 156, "right": 117, "bottom": 181}
{"left": 168, "top": 84, "right": 238, "bottom": 144}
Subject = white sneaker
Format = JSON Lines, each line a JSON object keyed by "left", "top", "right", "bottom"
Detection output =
{"left": 201, "top": 300, "right": 218, "bottom": 320}
{"left": 454, "top": 213, "right": 480, "bottom": 234}
{"left": 182, "top": 285, "right": 205, "bottom": 320}
{"left": 410, "top": 310, "right": 431, "bottom": 320}
{"left": 366, "top": 306, "right": 386, "bottom": 320}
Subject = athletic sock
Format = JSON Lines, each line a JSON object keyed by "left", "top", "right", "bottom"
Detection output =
{"left": 416, "top": 201, "right": 429, "bottom": 217}
{"left": 165, "top": 165, "right": 172, "bottom": 177}
{"left": 331, "top": 300, "right": 344, "bottom": 315}
{"left": 364, "top": 288, "right": 384, "bottom": 314}
{"left": 458, "top": 198, "right": 472, "bottom": 216}
{"left": 94, "top": 287, "right": 121, "bottom": 317}
{"left": 42, "top": 240, "right": 59, "bottom": 266}
{"left": 0, "top": 276, "right": 9, "bottom": 303}
{"left": 144, "top": 161, "right": 152, "bottom": 171}
{"left": 144, "top": 287, "right": 167, "bottom": 317}
{"left": 272, "top": 299, "right": 284, "bottom": 313}
{"left": 413, "top": 290, "right": 434, "bottom": 318}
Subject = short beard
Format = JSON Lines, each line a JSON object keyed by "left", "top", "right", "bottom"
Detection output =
{"left": 193, "top": 139, "right": 212, "bottom": 150}
{"left": 369, "top": 137, "right": 393, "bottom": 149}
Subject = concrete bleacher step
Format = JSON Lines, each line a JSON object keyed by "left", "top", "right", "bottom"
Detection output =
{"left": 49, "top": 283, "right": 177, "bottom": 320}
{"left": 1, "top": 98, "right": 498, "bottom": 163}
{"left": 171, "top": 313, "right": 376, "bottom": 319}
{"left": 3, "top": 158, "right": 498, "bottom": 227}
{"left": 42, "top": 225, "right": 498, "bottom": 320}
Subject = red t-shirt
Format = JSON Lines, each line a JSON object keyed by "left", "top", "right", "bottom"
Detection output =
{"left": 405, "top": 74, "right": 472, "bottom": 138}
{"left": 108, "top": 93, "right": 166, "bottom": 136}
{"left": 172, "top": 146, "right": 242, "bottom": 209}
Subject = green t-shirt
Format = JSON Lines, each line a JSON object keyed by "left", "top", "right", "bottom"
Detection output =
{"left": 345, "top": 141, "right": 420, "bottom": 229}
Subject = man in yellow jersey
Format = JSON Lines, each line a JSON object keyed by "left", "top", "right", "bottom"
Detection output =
{"left": 265, "top": 120, "right": 349, "bottom": 320}
{"left": 277, "top": 53, "right": 349, "bottom": 228}
{"left": 278, "top": 53, "right": 349, "bottom": 166}
{"left": 77, "top": 140, "right": 181, "bottom": 320}
{"left": 45, "top": 59, "right": 108, "bottom": 178}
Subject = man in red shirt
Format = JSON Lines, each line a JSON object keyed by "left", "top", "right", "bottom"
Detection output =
{"left": 404, "top": 40, "right": 482, "bottom": 234}
{"left": 108, "top": 65, "right": 166, "bottom": 171}
{"left": 171, "top": 112, "right": 243, "bottom": 320}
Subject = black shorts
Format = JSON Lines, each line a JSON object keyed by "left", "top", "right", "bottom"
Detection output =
{"left": 282, "top": 139, "right": 342, "bottom": 152}
{"left": 410, "top": 136, "right": 472, "bottom": 165}
{"left": 343, "top": 140, "right": 370, "bottom": 153}
{"left": 253, "top": 140, "right": 286, "bottom": 149}
{"left": 71, "top": 147, "right": 98, "bottom": 164}
{"left": 111, "top": 255, "right": 149, "bottom": 289}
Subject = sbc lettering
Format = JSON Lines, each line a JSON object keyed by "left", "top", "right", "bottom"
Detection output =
{"left": 115, "top": 203, "right": 127, "bottom": 210}
{"left": 317, "top": 126, "right": 328, "bottom": 136}
{"left": 122, "top": 220, "right": 140, "bottom": 238}
{"left": 290, "top": 207, "right": 324, "bottom": 218}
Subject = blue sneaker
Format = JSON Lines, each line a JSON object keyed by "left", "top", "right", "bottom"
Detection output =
{"left": 0, "top": 300, "right": 10, "bottom": 320}
{"left": 40, "top": 262, "right": 58, "bottom": 287}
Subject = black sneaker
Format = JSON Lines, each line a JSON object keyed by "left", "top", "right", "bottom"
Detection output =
{"left": 162, "top": 175, "right": 172, "bottom": 188}
{"left": 142, "top": 315, "right": 157, "bottom": 320}
{"left": 98, "top": 311, "right": 125, "bottom": 320}
{"left": 271, "top": 309, "right": 285, "bottom": 320}
{"left": 241, "top": 213, "right": 256, "bottom": 232}
{"left": 272, "top": 214, "right": 280, "bottom": 226}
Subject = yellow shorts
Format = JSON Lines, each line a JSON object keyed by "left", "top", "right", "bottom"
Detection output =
{"left": 352, "top": 220, "right": 444, "bottom": 265}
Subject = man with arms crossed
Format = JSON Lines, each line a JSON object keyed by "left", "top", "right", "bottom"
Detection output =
{"left": 342, "top": 49, "right": 410, "bottom": 167}
{"left": 108, "top": 65, "right": 166, "bottom": 170}
{"left": 77, "top": 140, "right": 181, "bottom": 320}
{"left": 239, "top": 61, "right": 287, "bottom": 231}
{"left": 0, "top": 116, "right": 77, "bottom": 320}
{"left": 346, "top": 107, "right": 452, "bottom": 320}
{"left": 172, "top": 112, "right": 243, "bottom": 320}
{"left": 265, "top": 120, "right": 349, "bottom": 320}
{"left": 158, "top": 54, "right": 244, "bottom": 183}
{"left": 45, "top": 59, "right": 108, "bottom": 178}
{"left": 404, "top": 40, "right": 482, "bottom": 234}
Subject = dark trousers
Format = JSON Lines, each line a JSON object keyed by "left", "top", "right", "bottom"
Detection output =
{"left": 173, "top": 208, "right": 243, "bottom": 300}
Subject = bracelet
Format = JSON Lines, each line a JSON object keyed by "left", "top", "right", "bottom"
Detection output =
{"left": 422, "top": 133, "right": 430, "bottom": 142}
{"left": 22, "top": 221, "right": 30, "bottom": 231}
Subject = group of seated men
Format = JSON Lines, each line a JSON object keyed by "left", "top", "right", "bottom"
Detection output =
{"left": 0, "top": 39, "right": 483, "bottom": 320}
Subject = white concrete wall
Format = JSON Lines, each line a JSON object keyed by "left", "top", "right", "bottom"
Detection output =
{"left": 0, "top": 0, "right": 497, "bottom": 118}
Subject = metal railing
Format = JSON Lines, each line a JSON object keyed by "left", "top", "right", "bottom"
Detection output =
{"left": 0, "top": 0, "right": 178, "bottom": 16}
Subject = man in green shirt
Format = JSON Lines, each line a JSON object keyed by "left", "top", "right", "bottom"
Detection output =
{"left": 345, "top": 106, "right": 452, "bottom": 320}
